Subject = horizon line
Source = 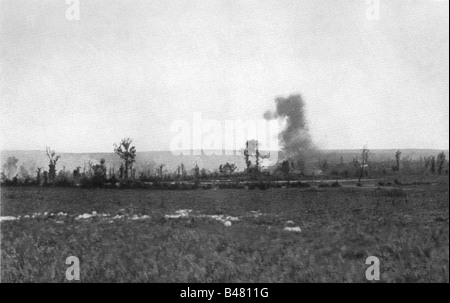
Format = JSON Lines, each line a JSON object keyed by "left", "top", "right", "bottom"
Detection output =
{"left": 1, "top": 148, "right": 449, "bottom": 154}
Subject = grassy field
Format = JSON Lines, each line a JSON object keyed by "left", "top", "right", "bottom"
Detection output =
{"left": 1, "top": 179, "right": 449, "bottom": 282}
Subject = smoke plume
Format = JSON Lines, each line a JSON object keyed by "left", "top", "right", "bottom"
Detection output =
{"left": 264, "top": 94, "right": 313, "bottom": 157}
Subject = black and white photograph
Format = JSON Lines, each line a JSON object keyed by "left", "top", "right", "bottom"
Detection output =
{"left": 0, "top": 0, "right": 448, "bottom": 287}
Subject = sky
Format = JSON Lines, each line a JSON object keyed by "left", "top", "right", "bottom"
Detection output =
{"left": 0, "top": 0, "right": 448, "bottom": 153}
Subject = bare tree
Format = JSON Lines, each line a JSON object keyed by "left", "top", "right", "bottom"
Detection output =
{"left": 243, "top": 141, "right": 252, "bottom": 172}
{"left": 255, "top": 141, "right": 261, "bottom": 173}
{"left": 318, "top": 159, "right": 329, "bottom": 173}
{"left": 176, "top": 163, "right": 186, "bottom": 179}
{"left": 46, "top": 146, "right": 60, "bottom": 184}
{"left": 221, "top": 162, "right": 237, "bottom": 176}
{"left": 242, "top": 139, "right": 266, "bottom": 174}
{"left": 424, "top": 156, "right": 431, "bottom": 170}
{"left": 114, "top": 138, "right": 137, "bottom": 181}
{"left": 392, "top": 150, "right": 401, "bottom": 172}
{"left": 280, "top": 160, "right": 290, "bottom": 176}
{"left": 436, "top": 152, "right": 446, "bottom": 175}
{"left": 36, "top": 167, "right": 42, "bottom": 185}
{"left": 430, "top": 156, "right": 436, "bottom": 174}
{"left": 358, "top": 146, "right": 369, "bottom": 183}
{"left": 193, "top": 163, "right": 200, "bottom": 179}
{"left": 158, "top": 164, "right": 165, "bottom": 180}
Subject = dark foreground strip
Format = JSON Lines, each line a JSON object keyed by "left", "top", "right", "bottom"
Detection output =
{"left": 0, "top": 283, "right": 441, "bottom": 302}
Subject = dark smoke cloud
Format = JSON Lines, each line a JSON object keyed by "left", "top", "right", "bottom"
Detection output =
{"left": 264, "top": 94, "right": 313, "bottom": 156}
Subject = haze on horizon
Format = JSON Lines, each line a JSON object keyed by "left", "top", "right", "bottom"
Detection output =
{"left": 1, "top": 0, "right": 449, "bottom": 153}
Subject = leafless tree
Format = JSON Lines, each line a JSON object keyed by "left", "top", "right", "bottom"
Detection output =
{"left": 114, "top": 138, "right": 137, "bottom": 181}
{"left": 46, "top": 146, "right": 60, "bottom": 184}
{"left": 358, "top": 146, "right": 369, "bottom": 183}
{"left": 392, "top": 150, "right": 401, "bottom": 172}
{"left": 437, "top": 152, "right": 446, "bottom": 175}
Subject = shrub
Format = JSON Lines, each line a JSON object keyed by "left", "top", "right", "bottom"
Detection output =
{"left": 331, "top": 181, "right": 341, "bottom": 187}
{"left": 257, "top": 181, "right": 270, "bottom": 190}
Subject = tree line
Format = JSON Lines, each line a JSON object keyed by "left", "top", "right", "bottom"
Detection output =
{"left": 1, "top": 139, "right": 448, "bottom": 188}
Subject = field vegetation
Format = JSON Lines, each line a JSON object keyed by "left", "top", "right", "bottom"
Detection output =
{"left": 1, "top": 140, "right": 448, "bottom": 282}
{"left": 1, "top": 177, "right": 448, "bottom": 282}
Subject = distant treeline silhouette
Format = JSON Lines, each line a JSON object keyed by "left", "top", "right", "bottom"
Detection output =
{"left": 1, "top": 138, "right": 448, "bottom": 189}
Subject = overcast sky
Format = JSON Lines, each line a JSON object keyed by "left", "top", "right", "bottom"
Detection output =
{"left": 1, "top": 0, "right": 448, "bottom": 152}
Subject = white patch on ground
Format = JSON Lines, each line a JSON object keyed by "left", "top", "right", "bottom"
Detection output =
{"left": 1, "top": 211, "right": 152, "bottom": 223}
{"left": 199, "top": 214, "right": 239, "bottom": 223}
{"left": 250, "top": 211, "right": 263, "bottom": 217}
{"left": 2, "top": 209, "right": 278, "bottom": 228}
{"left": 284, "top": 226, "right": 302, "bottom": 232}
{"left": 0, "top": 216, "right": 18, "bottom": 222}
{"left": 164, "top": 209, "right": 192, "bottom": 219}
{"left": 110, "top": 214, "right": 150, "bottom": 221}
{"left": 76, "top": 213, "right": 94, "bottom": 220}
{"left": 74, "top": 211, "right": 108, "bottom": 220}
{"left": 165, "top": 209, "right": 239, "bottom": 226}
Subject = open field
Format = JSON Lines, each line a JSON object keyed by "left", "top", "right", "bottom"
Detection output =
{"left": 1, "top": 179, "right": 449, "bottom": 282}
